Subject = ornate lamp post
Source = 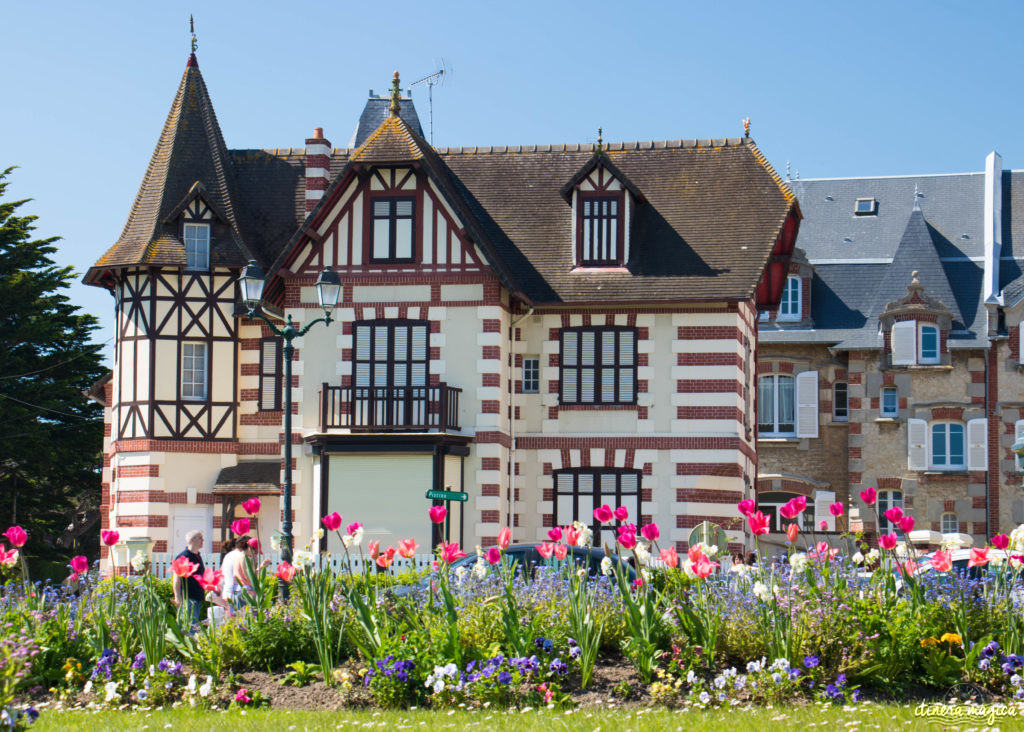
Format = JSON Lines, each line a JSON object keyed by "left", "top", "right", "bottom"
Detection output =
{"left": 238, "top": 260, "right": 341, "bottom": 600}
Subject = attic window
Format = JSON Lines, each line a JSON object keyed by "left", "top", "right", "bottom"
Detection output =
{"left": 184, "top": 223, "right": 210, "bottom": 270}
{"left": 577, "top": 193, "right": 624, "bottom": 266}
{"left": 854, "top": 198, "right": 877, "bottom": 216}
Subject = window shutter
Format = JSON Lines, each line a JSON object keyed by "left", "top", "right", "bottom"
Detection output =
{"left": 967, "top": 418, "right": 988, "bottom": 471}
{"left": 891, "top": 320, "right": 916, "bottom": 365}
{"left": 1015, "top": 420, "right": 1024, "bottom": 471}
{"left": 1020, "top": 325, "right": 1024, "bottom": 364}
{"left": 561, "top": 331, "right": 578, "bottom": 402}
{"left": 814, "top": 489, "right": 836, "bottom": 532}
{"left": 795, "top": 371, "right": 818, "bottom": 438}
{"left": 259, "top": 339, "right": 279, "bottom": 410}
{"left": 907, "top": 418, "right": 928, "bottom": 470}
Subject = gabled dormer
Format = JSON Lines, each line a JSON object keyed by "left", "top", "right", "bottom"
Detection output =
{"left": 880, "top": 271, "right": 955, "bottom": 368}
{"left": 764, "top": 247, "right": 813, "bottom": 326}
{"left": 164, "top": 182, "right": 238, "bottom": 272}
{"left": 560, "top": 144, "right": 645, "bottom": 269}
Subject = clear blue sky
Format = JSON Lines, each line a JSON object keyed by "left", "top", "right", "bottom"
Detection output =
{"left": 3, "top": 0, "right": 1024, "bottom": 361}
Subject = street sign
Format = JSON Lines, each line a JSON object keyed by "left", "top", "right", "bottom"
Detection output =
{"left": 425, "top": 489, "right": 468, "bottom": 502}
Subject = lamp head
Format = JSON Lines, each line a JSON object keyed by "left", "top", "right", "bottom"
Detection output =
{"left": 315, "top": 268, "right": 342, "bottom": 318}
{"left": 239, "top": 260, "right": 265, "bottom": 312}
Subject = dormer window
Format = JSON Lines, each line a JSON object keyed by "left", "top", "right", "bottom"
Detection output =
{"left": 371, "top": 196, "right": 415, "bottom": 262}
{"left": 184, "top": 223, "right": 210, "bottom": 270}
{"left": 891, "top": 320, "right": 942, "bottom": 365}
{"left": 854, "top": 198, "right": 877, "bottom": 215}
{"left": 578, "top": 193, "right": 624, "bottom": 266}
{"left": 778, "top": 276, "right": 802, "bottom": 321}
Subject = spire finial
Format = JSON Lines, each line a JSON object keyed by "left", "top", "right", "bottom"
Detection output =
{"left": 389, "top": 71, "right": 401, "bottom": 116}
{"left": 190, "top": 14, "right": 198, "bottom": 54}
{"left": 743, "top": 117, "right": 751, "bottom": 138}
{"left": 596, "top": 127, "right": 603, "bottom": 154}
{"left": 785, "top": 160, "right": 791, "bottom": 181}
{"left": 913, "top": 183, "right": 922, "bottom": 210}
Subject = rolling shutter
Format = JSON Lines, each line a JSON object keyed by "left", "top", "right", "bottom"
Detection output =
{"left": 907, "top": 418, "right": 928, "bottom": 470}
{"left": 795, "top": 371, "right": 819, "bottom": 438}
{"left": 891, "top": 320, "right": 916, "bottom": 365}
{"left": 967, "top": 418, "right": 988, "bottom": 471}
{"left": 814, "top": 489, "right": 836, "bottom": 532}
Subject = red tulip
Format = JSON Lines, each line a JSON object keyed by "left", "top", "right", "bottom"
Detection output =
{"left": 486, "top": 547, "right": 502, "bottom": 565}
{"left": 860, "top": 487, "right": 877, "bottom": 506}
{"left": 197, "top": 567, "right": 224, "bottom": 592}
{"left": 613, "top": 506, "right": 629, "bottom": 522}
{"left": 737, "top": 499, "right": 756, "bottom": 517}
{"left": 902, "top": 559, "right": 918, "bottom": 576}
{"left": 376, "top": 546, "right": 397, "bottom": 568}
{"left": 3, "top": 526, "right": 27, "bottom": 548}
{"left": 786, "top": 523, "right": 799, "bottom": 543}
{"left": 428, "top": 506, "right": 447, "bottom": 524}
{"left": 170, "top": 556, "right": 199, "bottom": 578}
{"left": 931, "top": 550, "right": 952, "bottom": 573}
{"left": 398, "top": 538, "right": 418, "bottom": 559}
{"left": 566, "top": 525, "right": 581, "bottom": 547}
{"left": 553, "top": 543, "right": 568, "bottom": 560}
{"left": 230, "top": 519, "right": 250, "bottom": 536}
{"left": 497, "top": 527, "right": 512, "bottom": 550}
{"left": 879, "top": 533, "right": 898, "bottom": 550}
{"left": 593, "top": 504, "right": 614, "bottom": 523}
{"left": 274, "top": 561, "right": 296, "bottom": 582}
{"left": 241, "top": 497, "right": 261, "bottom": 516}
{"left": 829, "top": 502, "right": 844, "bottom": 517}
{"left": 368, "top": 540, "right": 380, "bottom": 559}
{"left": 899, "top": 516, "right": 915, "bottom": 533}
{"left": 440, "top": 541, "right": 467, "bottom": 564}
{"left": 992, "top": 534, "right": 1010, "bottom": 550}
{"left": 537, "top": 542, "right": 554, "bottom": 559}
{"left": 101, "top": 530, "right": 119, "bottom": 547}
{"left": 640, "top": 523, "right": 660, "bottom": 542}
{"left": 884, "top": 507, "right": 903, "bottom": 524}
{"left": 321, "top": 512, "right": 342, "bottom": 532}
{"left": 969, "top": 547, "right": 990, "bottom": 568}
{"left": 748, "top": 511, "right": 770, "bottom": 536}
{"left": 692, "top": 553, "right": 719, "bottom": 579}
{"left": 70, "top": 555, "right": 88, "bottom": 574}
{"left": 547, "top": 527, "right": 562, "bottom": 542}
{"left": 659, "top": 546, "right": 679, "bottom": 568}
{"left": 618, "top": 531, "right": 637, "bottom": 550}
{"left": 688, "top": 544, "right": 704, "bottom": 563}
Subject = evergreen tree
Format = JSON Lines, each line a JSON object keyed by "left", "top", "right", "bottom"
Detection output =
{"left": 0, "top": 167, "right": 105, "bottom": 564}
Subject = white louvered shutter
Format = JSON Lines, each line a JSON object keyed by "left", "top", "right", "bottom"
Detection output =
{"left": 1015, "top": 420, "right": 1024, "bottom": 472}
{"left": 411, "top": 325, "right": 427, "bottom": 386}
{"left": 580, "top": 331, "right": 596, "bottom": 403}
{"left": 907, "top": 418, "right": 928, "bottom": 470}
{"left": 561, "top": 331, "right": 578, "bottom": 403}
{"left": 814, "top": 489, "right": 836, "bottom": 531}
{"left": 259, "top": 339, "right": 279, "bottom": 410}
{"left": 354, "top": 325, "right": 371, "bottom": 387}
{"left": 891, "top": 320, "right": 916, "bottom": 365}
{"left": 795, "top": 370, "right": 819, "bottom": 438}
{"left": 967, "top": 418, "right": 988, "bottom": 471}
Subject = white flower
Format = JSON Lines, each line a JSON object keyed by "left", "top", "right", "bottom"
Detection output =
{"left": 129, "top": 670, "right": 135, "bottom": 686}
{"left": 600, "top": 556, "right": 612, "bottom": 576}
{"left": 572, "top": 521, "right": 592, "bottom": 547}
{"left": 342, "top": 535, "right": 353, "bottom": 548}
{"left": 686, "top": 670, "right": 696, "bottom": 685}
{"left": 104, "top": 681, "right": 120, "bottom": 703}
{"left": 771, "top": 658, "right": 790, "bottom": 672}
{"left": 753, "top": 581, "right": 770, "bottom": 601}
{"left": 433, "top": 680, "right": 445, "bottom": 694}
{"left": 698, "top": 690, "right": 710, "bottom": 704}
{"left": 714, "top": 675, "right": 727, "bottom": 689}
{"left": 293, "top": 550, "right": 315, "bottom": 569}
{"left": 634, "top": 545, "right": 651, "bottom": 567}
{"left": 314, "top": 528, "right": 325, "bottom": 540}
{"left": 746, "top": 660, "right": 762, "bottom": 674}
{"left": 682, "top": 560, "right": 696, "bottom": 579}
{"left": 130, "top": 550, "right": 148, "bottom": 572}
{"left": 851, "top": 551, "right": 864, "bottom": 565}
{"left": 83, "top": 680, "right": 93, "bottom": 695}
{"left": 895, "top": 542, "right": 908, "bottom": 559}
{"left": 350, "top": 528, "right": 363, "bottom": 547}
{"left": 723, "top": 667, "right": 737, "bottom": 679}
{"left": 472, "top": 560, "right": 487, "bottom": 579}
{"left": 641, "top": 568, "right": 651, "bottom": 582}
{"left": 149, "top": 664, "right": 156, "bottom": 677}
{"left": 865, "top": 548, "right": 880, "bottom": 565}
{"left": 199, "top": 677, "right": 213, "bottom": 698}
{"left": 187, "top": 675, "right": 197, "bottom": 693}
{"left": 454, "top": 566, "right": 467, "bottom": 583}
{"left": 270, "top": 531, "right": 282, "bottom": 551}
{"left": 789, "top": 552, "right": 808, "bottom": 573}
{"left": 577, "top": 567, "right": 587, "bottom": 579}
{"left": 443, "top": 663, "right": 457, "bottom": 677}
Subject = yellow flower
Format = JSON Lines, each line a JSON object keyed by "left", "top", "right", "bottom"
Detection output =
{"left": 940, "top": 633, "right": 962, "bottom": 646}
{"left": 921, "top": 637, "right": 939, "bottom": 647}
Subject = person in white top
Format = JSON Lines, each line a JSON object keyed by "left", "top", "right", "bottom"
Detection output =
{"left": 219, "top": 536, "right": 246, "bottom": 607}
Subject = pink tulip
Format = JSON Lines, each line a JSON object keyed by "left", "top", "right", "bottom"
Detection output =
{"left": 101, "top": 530, "right": 119, "bottom": 547}
{"left": 969, "top": 547, "right": 990, "bottom": 568}
{"left": 346, "top": 522, "right": 363, "bottom": 536}
{"left": 486, "top": 547, "right": 502, "bottom": 565}
{"left": 779, "top": 499, "right": 800, "bottom": 520}
{"left": 398, "top": 538, "right": 418, "bottom": 559}
{"left": 632, "top": 578, "right": 644, "bottom": 589}
{"left": 274, "top": 562, "right": 296, "bottom": 582}
{"left": 659, "top": 546, "right": 679, "bottom": 568}
{"left": 786, "top": 523, "right": 799, "bottom": 543}
{"left": 593, "top": 504, "right": 614, "bottom": 523}
{"left": 547, "top": 527, "right": 562, "bottom": 542}
{"left": 440, "top": 541, "right": 467, "bottom": 564}
{"left": 613, "top": 506, "right": 629, "bottom": 522}
{"left": 241, "top": 497, "right": 261, "bottom": 516}
{"left": 376, "top": 546, "right": 397, "bottom": 568}
{"left": 879, "top": 533, "right": 898, "bottom": 550}
{"left": 792, "top": 495, "right": 808, "bottom": 513}
{"left": 321, "top": 512, "right": 342, "bottom": 532}
{"left": 884, "top": 507, "right": 903, "bottom": 525}
{"left": 688, "top": 544, "right": 704, "bottom": 564}
{"left": 537, "top": 542, "right": 554, "bottom": 559}
{"left": 819, "top": 520, "right": 828, "bottom": 531}
{"left": 692, "top": 553, "right": 719, "bottom": 579}
{"left": 860, "top": 487, "right": 877, "bottom": 506}
{"left": 899, "top": 516, "right": 915, "bottom": 533}
{"left": 68, "top": 573, "right": 78, "bottom": 583}
{"left": 829, "top": 502, "right": 844, "bottom": 517}
{"left": 902, "top": 559, "right": 918, "bottom": 576}
{"left": 640, "top": 523, "right": 659, "bottom": 542}
{"left": 70, "top": 555, "right": 88, "bottom": 574}
{"left": 617, "top": 522, "right": 637, "bottom": 537}
{"left": 170, "top": 556, "right": 199, "bottom": 578}
{"left": 248, "top": 539, "right": 260, "bottom": 554}
{"left": 497, "top": 527, "right": 512, "bottom": 551}
{"left": 618, "top": 531, "right": 637, "bottom": 550}
{"left": 230, "top": 518, "right": 250, "bottom": 536}
{"left": 566, "top": 525, "right": 581, "bottom": 547}
{"left": 748, "top": 511, "right": 770, "bottom": 536}
{"left": 931, "top": 550, "right": 952, "bottom": 573}
{"left": 737, "top": 499, "right": 756, "bottom": 517}
{"left": 368, "top": 540, "right": 380, "bottom": 559}
{"left": 197, "top": 567, "right": 223, "bottom": 592}
{"left": 992, "top": 534, "right": 1010, "bottom": 550}
{"left": 3, "top": 526, "right": 27, "bottom": 548}
{"left": 428, "top": 506, "right": 447, "bottom": 524}
{"left": 553, "top": 543, "right": 568, "bottom": 560}
{"left": 0, "top": 548, "right": 18, "bottom": 567}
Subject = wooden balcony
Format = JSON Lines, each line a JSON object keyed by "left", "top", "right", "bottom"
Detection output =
{"left": 319, "top": 383, "right": 462, "bottom": 433}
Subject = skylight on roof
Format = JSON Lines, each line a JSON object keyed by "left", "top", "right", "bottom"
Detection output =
{"left": 854, "top": 198, "right": 877, "bottom": 215}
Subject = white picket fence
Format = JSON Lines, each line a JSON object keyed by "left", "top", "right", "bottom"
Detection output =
{"left": 148, "top": 551, "right": 437, "bottom": 579}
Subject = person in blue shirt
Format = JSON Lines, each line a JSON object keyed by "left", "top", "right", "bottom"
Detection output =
{"left": 171, "top": 530, "right": 206, "bottom": 625}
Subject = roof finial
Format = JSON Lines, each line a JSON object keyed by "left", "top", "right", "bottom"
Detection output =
{"left": 389, "top": 71, "right": 401, "bottom": 116}
{"left": 913, "top": 183, "right": 921, "bottom": 210}
{"left": 785, "top": 160, "right": 791, "bottom": 181}
{"left": 189, "top": 14, "right": 198, "bottom": 54}
{"left": 743, "top": 117, "right": 751, "bottom": 138}
{"left": 596, "top": 127, "right": 603, "bottom": 154}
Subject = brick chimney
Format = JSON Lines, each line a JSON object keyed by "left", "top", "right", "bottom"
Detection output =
{"left": 305, "top": 127, "right": 331, "bottom": 213}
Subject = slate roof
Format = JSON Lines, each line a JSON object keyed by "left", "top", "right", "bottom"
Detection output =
{"left": 348, "top": 94, "right": 424, "bottom": 148}
{"left": 760, "top": 172, "right": 1000, "bottom": 350}
{"left": 213, "top": 462, "right": 279, "bottom": 492}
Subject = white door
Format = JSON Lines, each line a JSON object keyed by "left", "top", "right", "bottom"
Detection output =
{"left": 169, "top": 506, "right": 213, "bottom": 558}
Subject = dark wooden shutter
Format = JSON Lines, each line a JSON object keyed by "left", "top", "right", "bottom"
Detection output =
{"left": 258, "top": 338, "right": 281, "bottom": 411}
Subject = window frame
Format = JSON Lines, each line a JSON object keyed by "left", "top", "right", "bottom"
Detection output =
{"left": 368, "top": 195, "right": 416, "bottom": 263}
{"left": 181, "top": 341, "right": 208, "bottom": 401}
{"left": 352, "top": 319, "right": 430, "bottom": 390}
{"left": 183, "top": 222, "right": 210, "bottom": 270}
{"left": 552, "top": 468, "right": 641, "bottom": 546}
{"left": 833, "top": 382, "right": 848, "bottom": 422}
{"left": 941, "top": 511, "right": 958, "bottom": 535}
{"left": 930, "top": 421, "right": 965, "bottom": 470}
{"left": 758, "top": 374, "right": 796, "bottom": 436}
{"left": 854, "top": 197, "right": 877, "bottom": 216}
{"left": 877, "top": 489, "right": 904, "bottom": 533}
{"left": 918, "top": 323, "right": 940, "bottom": 364}
{"left": 521, "top": 356, "right": 540, "bottom": 394}
{"left": 558, "top": 326, "right": 638, "bottom": 406}
{"left": 777, "top": 275, "right": 802, "bottom": 321}
{"left": 880, "top": 386, "right": 898, "bottom": 417}
{"left": 576, "top": 191, "right": 625, "bottom": 267}
{"left": 258, "top": 337, "right": 282, "bottom": 412}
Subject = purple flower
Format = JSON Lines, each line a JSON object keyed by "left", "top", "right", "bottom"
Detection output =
{"left": 549, "top": 658, "right": 568, "bottom": 676}
{"left": 804, "top": 655, "right": 819, "bottom": 669}
{"left": 497, "top": 671, "right": 512, "bottom": 685}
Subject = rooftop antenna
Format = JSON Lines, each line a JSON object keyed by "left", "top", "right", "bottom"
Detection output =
{"left": 410, "top": 59, "right": 450, "bottom": 145}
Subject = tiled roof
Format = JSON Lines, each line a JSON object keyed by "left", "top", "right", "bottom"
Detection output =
{"left": 214, "top": 461, "right": 279, "bottom": 487}
{"left": 350, "top": 115, "right": 429, "bottom": 164}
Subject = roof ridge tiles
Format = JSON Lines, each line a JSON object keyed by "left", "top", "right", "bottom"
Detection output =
{"left": 432, "top": 137, "right": 751, "bottom": 155}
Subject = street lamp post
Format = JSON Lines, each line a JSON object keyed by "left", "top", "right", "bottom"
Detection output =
{"left": 238, "top": 260, "right": 341, "bottom": 601}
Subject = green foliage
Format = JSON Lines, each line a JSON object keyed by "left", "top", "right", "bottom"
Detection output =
{"left": 221, "top": 605, "right": 318, "bottom": 673}
{"left": 280, "top": 661, "right": 321, "bottom": 687}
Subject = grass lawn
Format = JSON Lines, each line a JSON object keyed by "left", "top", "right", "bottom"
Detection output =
{"left": 30, "top": 702, "right": 993, "bottom": 731}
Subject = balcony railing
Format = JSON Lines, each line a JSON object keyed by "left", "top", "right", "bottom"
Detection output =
{"left": 319, "top": 383, "right": 461, "bottom": 432}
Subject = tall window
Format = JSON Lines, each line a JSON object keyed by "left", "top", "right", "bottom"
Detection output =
{"left": 259, "top": 338, "right": 281, "bottom": 411}
{"left": 931, "top": 422, "right": 965, "bottom": 469}
{"left": 878, "top": 490, "right": 903, "bottom": 532}
{"left": 578, "top": 194, "right": 623, "bottom": 266}
{"left": 778, "top": 276, "right": 801, "bottom": 321}
{"left": 919, "top": 324, "right": 939, "bottom": 363}
{"left": 181, "top": 342, "right": 208, "bottom": 400}
{"left": 352, "top": 320, "right": 429, "bottom": 427}
{"left": 370, "top": 197, "right": 415, "bottom": 262}
{"left": 183, "top": 223, "right": 210, "bottom": 270}
{"left": 833, "top": 382, "right": 848, "bottom": 422}
{"left": 881, "top": 387, "right": 898, "bottom": 417}
{"left": 941, "top": 512, "right": 958, "bottom": 534}
{"left": 560, "top": 327, "right": 637, "bottom": 405}
{"left": 553, "top": 469, "right": 640, "bottom": 545}
{"left": 758, "top": 374, "right": 795, "bottom": 435}
{"left": 522, "top": 356, "right": 540, "bottom": 394}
